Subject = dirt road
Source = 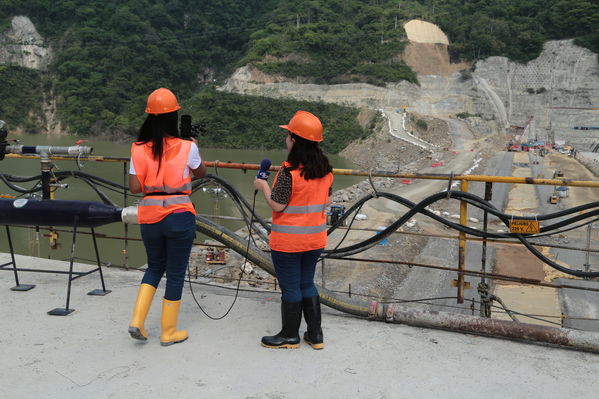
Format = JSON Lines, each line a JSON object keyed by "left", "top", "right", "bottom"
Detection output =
{"left": 493, "top": 151, "right": 599, "bottom": 329}
{"left": 323, "top": 114, "right": 481, "bottom": 302}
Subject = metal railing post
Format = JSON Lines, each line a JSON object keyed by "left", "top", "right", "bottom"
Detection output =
{"left": 457, "top": 179, "right": 468, "bottom": 303}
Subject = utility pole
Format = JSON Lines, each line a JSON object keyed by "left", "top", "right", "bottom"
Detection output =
{"left": 296, "top": 14, "right": 300, "bottom": 29}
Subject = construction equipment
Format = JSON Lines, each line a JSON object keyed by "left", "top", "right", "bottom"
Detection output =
{"left": 507, "top": 115, "right": 534, "bottom": 151}
{"left": 327, "top": 205, "right": 346, "bottom": 226}
{"left": 205, "top": 247, "right": 227, "bottom": 264}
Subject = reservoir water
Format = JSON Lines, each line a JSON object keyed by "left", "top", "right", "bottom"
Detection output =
{"left": 0, "top": 133, "right": 362, "bottom": 267}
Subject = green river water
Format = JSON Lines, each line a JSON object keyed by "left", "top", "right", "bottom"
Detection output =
{"left": 0, "top": 133, "right": 362, "bottom": 267}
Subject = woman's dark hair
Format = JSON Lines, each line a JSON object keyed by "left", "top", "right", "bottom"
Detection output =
{"left": 135, "top": 111, "right": 179, "bottom": 171}
{"left": 286, "top": 133, "right": 332, "bottom": 180}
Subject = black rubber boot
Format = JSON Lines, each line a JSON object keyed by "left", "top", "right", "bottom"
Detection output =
{"left": 302, "top": 296, "right": 324, "bottom": 349}
{"left": 261, "top": 300, "right": 302, "bottom": 349}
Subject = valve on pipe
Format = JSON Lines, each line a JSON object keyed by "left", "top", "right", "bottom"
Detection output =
{"left": 0, "top": 119, "right": 93, "bottom": 161}
{"left": 12, "top": 144, "right": 92, "bottom": 199}
{"left": 0, "top": 120, "right": 94, "bottom": 198}
{"left": 6, "top": 144, "right": 93, "bottom": 157}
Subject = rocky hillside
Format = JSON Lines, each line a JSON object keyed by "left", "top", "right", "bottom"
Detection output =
{"left": 1, "top": 1, "right": 598, "bottom": 146}
{"left": 475, "top": 40, "right": 599, "bottom": 149}
{"left": 0, "top": 16, "right": 51, "bottom": 70}
{"left": 222, "top": 20, "right": 599, "bottom": 151}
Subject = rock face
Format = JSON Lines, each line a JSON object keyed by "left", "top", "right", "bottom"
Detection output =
{"left": 221, "top": 66, "right": 482, "bottom": 118}
{"left": 402, "top": 42, "right": 469, "bottom": 77}
{"left": 0, "top": 16, "right": 52, "bottom": 70}
{"left": 221, "top": 41, "right": 599, "bottom": 149}
{"left": 474, "top": 40, "right": 599, "bottom": 149}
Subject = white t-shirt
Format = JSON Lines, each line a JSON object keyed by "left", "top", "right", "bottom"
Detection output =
{"left": 129, "top": 141, "right": 201, "bottom": 179}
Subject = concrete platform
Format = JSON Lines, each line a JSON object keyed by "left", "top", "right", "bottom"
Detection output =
{"left": 2, "top": 253, "right": 599, "bottom": 399}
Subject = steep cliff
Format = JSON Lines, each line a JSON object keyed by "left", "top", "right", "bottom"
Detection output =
{"left": 474, "top": 40, "right": 599, "bottom": 148}
{"left": 0, "top": 16, "right": 58, "bottom": 134}
{"left": 0, "top": 16, "right": 52, "bottom": 70}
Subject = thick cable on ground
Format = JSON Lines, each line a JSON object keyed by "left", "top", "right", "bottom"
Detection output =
{"left": 195, "top": 214, "right": 599, "bottom": 354}
{"left": 194, "top": 214, "right": 369, "bottom": 317}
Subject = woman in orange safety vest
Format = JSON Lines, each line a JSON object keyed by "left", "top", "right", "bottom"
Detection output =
{"left": 254, "top": 110, "right": 333, "bottom": 350}
{"left": 128, "top": 88, "right": 206, "bottom": 346}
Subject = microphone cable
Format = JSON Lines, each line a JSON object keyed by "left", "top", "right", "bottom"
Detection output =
{"left": 186, "top": 190, "right": 258, "bottom": 320}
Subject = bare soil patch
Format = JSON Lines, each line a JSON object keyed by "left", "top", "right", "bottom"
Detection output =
{"left": 494, "top": 244, "right": 547, "bottom": 284}
{"left": 402, "top": 42, "right": 469, "bottom": 77}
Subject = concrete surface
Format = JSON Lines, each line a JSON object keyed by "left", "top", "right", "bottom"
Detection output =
{"left": 2, "top": 252, "right": 599, "bottom": 399}
{"left": 557, "top": 278, "right": 599, "bottom": 331}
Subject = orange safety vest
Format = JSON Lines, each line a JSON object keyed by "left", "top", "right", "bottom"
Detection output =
{"left": 270, "top": 161, "right": 333, "bottom": 252}
{"left": 131, "top": 137, "right": 195, "bottom": 224}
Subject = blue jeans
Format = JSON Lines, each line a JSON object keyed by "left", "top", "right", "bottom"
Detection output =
{"left": 271, "top": 248, "right": 322, "bottom": 303}
{"left": 140, "top": 212, "right": 196, "bottom": 301}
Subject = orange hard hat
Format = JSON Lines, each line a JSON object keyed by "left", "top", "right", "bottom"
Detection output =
{"left": 279, "top": 111, "right": 323, "bottom": 142}
{"left": 145, "top": 88, "right": 181, "bottom": 115}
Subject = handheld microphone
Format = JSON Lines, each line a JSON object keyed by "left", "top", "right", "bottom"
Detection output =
{"left": 256, "top": 158, "right": 271, "bottom": 181}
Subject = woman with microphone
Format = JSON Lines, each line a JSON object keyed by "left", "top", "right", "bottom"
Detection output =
{"left": 254, "top": 111, "right": 333, "bottom": 350}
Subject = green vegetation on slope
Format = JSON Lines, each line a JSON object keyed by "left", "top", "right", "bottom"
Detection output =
{"left": 0, "top": 0, "right": 597, "bottom": 142}
{"left": 0, "top": 0, "right": 279, "bottom": 135}
{"left": 245, "top": 0, "right": 598, "bottom": 70}
{"left": 243, "top": 1, "right": 417, "bottom": 85}
{"left": 430, "top": 0, "right": 599, "bottom": 63}
{"left": 186, "top": 89, "right": 369, "bottom": 154}
{"left": 0, "top": 66, "right": 44, "bottom": 133}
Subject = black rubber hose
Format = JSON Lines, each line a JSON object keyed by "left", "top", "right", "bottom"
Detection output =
{"left": 323, "top": 190, "right": 599, "bottom": 277}
{"left": 195, "top": 213, "right": 599, "bottom": 354}
{"left": 3, "top": 170, "right": 599, "bottom": 276}
{"left": 458, "top": 196, "right": 599, "bottom": 234}
{"left": 61, "top": 171, "right": 128, "bottom": 190}
{"left": 9, "top": 170, "right": 598, "bottom": 241}
{"left": 191, "top": 175, "right": 270, "bottom": 243}
{"left": 0, "top": 173, "right": 42, "bottom": 183}
{"left": 324, "top": 190, "right": 499, "bottom": 256}
{"left": 76, "top": 176, "right": 117, "bottom": 206}
{"left": 193, "top": 174, "right": 271, "bottom": 233}
{"left": 194, "top": 214, "right": 369, "bottom": 317}
{"left": 0, "top": 174, "right": 42, "bottom": 193}
{"left": 460, "top": 194, "right": 599, "bottom": 221}
{"left": 515, "top": 233, "right": 599, "bottom": 277}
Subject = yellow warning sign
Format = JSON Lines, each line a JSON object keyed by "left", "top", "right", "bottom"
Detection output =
{"left": 509, "top": 220, "right": 540, "bottom": 234}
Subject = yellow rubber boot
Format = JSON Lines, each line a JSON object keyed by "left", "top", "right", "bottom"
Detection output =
{"left": 128, "top": 283, "right": 156, "bottom": 341}
{"left": 160, "top": 298, "right": 189, "bottom": 346}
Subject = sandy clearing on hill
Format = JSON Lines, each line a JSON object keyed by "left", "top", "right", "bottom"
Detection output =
{"left": 404, "top": 19, "right": 449, "bottom": 44}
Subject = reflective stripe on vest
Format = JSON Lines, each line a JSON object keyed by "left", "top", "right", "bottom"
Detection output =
{"left": 139, "top": 195, "right": 192, "bottom": 207}
{"left": 270, "top": 223, "right": 328, "bottom": 234}
{"left": 269, "top": 162, "right": 333, "bottom": 252}
{"left": 143, "top": 182, "right": 192, "bottom": 193}
{"left": 131, "top": 138, "right": 195, "bottom": 224}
